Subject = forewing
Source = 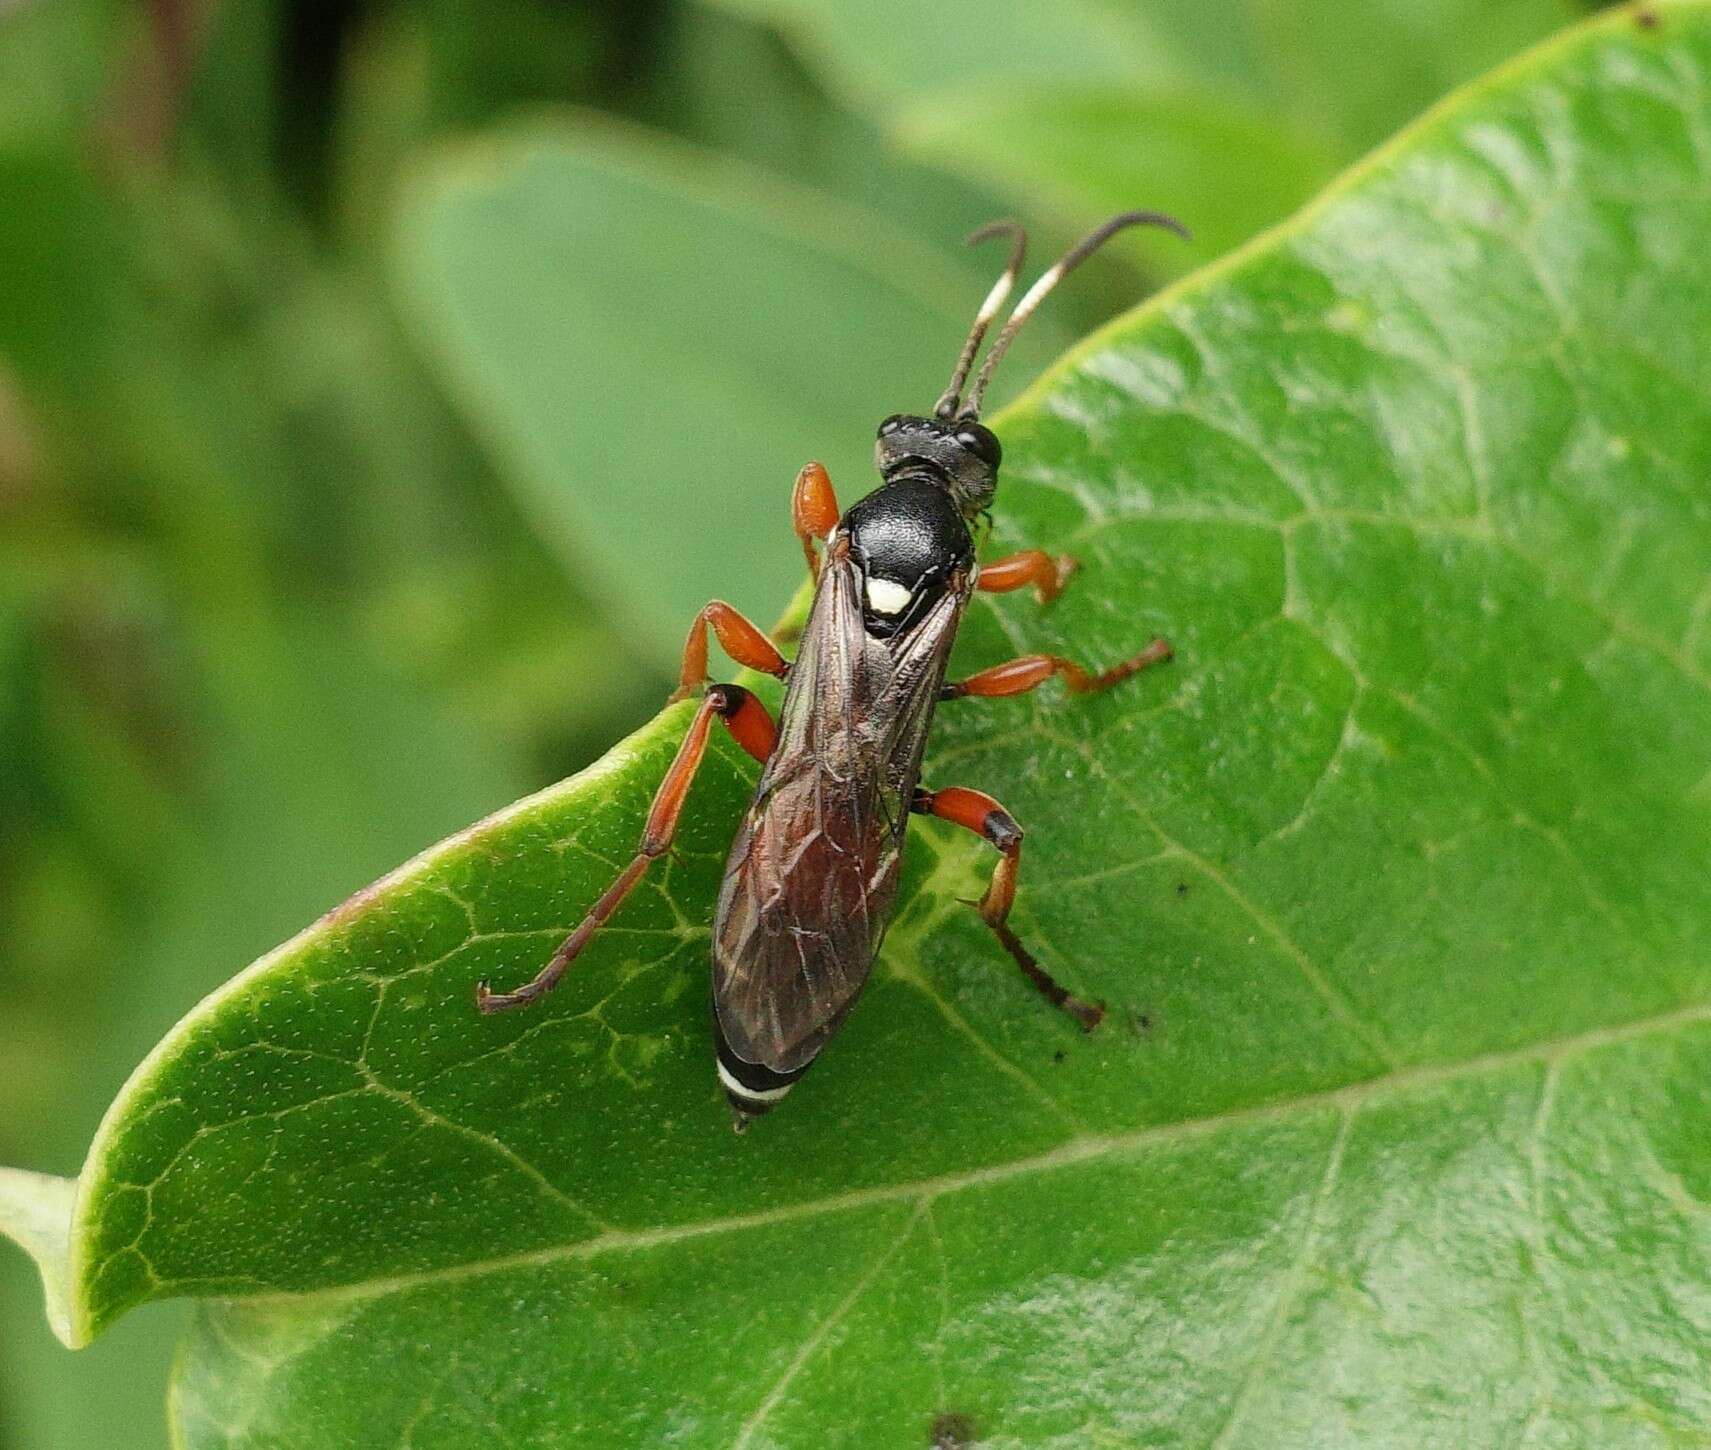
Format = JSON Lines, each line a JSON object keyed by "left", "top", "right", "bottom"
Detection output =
{"left": 713, "top": 548, "right": 966, "bottom": 1073}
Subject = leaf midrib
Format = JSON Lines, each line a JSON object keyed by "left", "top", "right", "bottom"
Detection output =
{"left": 208, "top": 994, "right": 1711, "bottom": 1316}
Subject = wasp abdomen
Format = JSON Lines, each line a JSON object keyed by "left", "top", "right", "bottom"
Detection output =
{"left": 713, "top": 1015, "right": 812, "bottom": 1129}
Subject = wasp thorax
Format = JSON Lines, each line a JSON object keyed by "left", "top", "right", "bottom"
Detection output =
{"left": 873, "top": 413, "right": 999, "bottom": 515}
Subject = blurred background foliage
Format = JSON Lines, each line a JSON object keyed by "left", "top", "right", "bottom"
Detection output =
{"left": 0, "top": 0, "right": 1611, "bottom": 1445}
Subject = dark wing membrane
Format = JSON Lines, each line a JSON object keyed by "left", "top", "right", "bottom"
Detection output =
{"left": 712, "top": 546, "right": 968, "bottom": 1074}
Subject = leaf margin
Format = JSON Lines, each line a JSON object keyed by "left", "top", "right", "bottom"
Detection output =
{"left": 54, "top": 700, "right": 706, "bottom": 1348}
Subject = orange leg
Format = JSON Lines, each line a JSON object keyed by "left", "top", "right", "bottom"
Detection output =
{"left": 671, "top": 601, "right": 789, "bottom": 703}
{"left": 477, "top": 686, "right": 776, "bottom": 1014}
{"left": 943, "top": 637, "right": 1172, "bottom": 701}
{"left": 978, "top": 549, "right": 1077, "bottom": 604}
{"left": 792, "top": 462, "right": 840, "bottom": 582}
{"left": 914, "top": 785, "right": 1102, "bottom": 1031}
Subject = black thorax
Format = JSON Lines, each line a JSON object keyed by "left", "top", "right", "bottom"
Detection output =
{"left": 841, "top": 478, "right": 974, "bottom": 638}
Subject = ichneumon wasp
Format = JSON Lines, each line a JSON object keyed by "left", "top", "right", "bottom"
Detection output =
{"left": 478, "top": 211, "right": 1189, "bottom": 1129}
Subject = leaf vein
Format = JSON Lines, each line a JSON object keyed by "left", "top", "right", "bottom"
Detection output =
{"left": 214, "top": 997, "right": 1711, "bottom": 1316}
{"left": 1204, "top": 1110, "right": 1353, "bottom": 1450}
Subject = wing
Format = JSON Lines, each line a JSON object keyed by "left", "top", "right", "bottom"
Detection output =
{"left": 712, "top": 541, "right": 968, "bottom": 1074}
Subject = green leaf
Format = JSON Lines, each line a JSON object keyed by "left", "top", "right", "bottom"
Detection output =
{"left": 11, "top": 5, "right": 1711, "bottom": 1444}
{"left": 695, "top": 0, "right": 1153, "bottom": 112}
{"left": 708, "top": 0, "right": 1580, "bottom": 283}
{"left": 897, "top": 84, "right": 1342, "bottom": 277}
{"left": 624, "top": 5, "right": 1027, "bottom": 284}
{"left": 0, "top": 0, "right": 125, "bottom": 153}
{"left": 1212, "top": 0, "right": 1595, "bottom": 151}
{"left": 391, "top": 116, "right": 1067, "bottom": 663}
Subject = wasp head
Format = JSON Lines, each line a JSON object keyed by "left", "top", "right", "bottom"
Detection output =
{"left": 874, "top": 414, "right": 1000, "bottom": 516}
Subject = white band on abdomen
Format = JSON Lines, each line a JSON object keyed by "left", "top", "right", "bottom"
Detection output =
{"left": 717, "top": 1060, "right": 793, "bottom": 1104}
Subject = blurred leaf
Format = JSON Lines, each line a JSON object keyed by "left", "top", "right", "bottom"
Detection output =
{"left": 393, "top": 117, "right": 1069, "bottom": 664}
{"left": 0, "top": 153, "right": 138, "bottom": 394}
{"left": 698, "top": 0, "right": 1151, "bottom": 109}
{"left": 0, "top": 1257, "right": 184, "bottom": 1450}
{"left": 1220, "top": 0, "right": 1596, "bottom": 151}
{"left": 408, "top": 0, "right": 614, "bottom": 126}
{"left": 5, "top": 7, "right": 1711, "bottom": 1443}
{"left": 706, "top": 0, "right": 1581, "bottom": 282}
{"left": 621, "top": 5, "right": 1131, "bottom": 351}
{"left": 900, "top": 84, "right": 1340, "bottom": 274}
{"left": 625, "top": 6, "right": 1015, "bottom": 258}
{"left": 329, "top": 0, "right": 622, "bottom": 251}
{"left": 0, "top": 0, "right": 126, "bottom": 151}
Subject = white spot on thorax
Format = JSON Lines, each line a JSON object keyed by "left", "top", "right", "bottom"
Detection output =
{"left": 865, "top": 577, "right": 913, "bottom": 616}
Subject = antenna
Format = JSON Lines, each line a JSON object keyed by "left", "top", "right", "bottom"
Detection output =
{"left": 959, "top": 209, "right": 1191, "bottom": 420}
{"left": 933, "top": 221, "right": 1029, "bottom": 421}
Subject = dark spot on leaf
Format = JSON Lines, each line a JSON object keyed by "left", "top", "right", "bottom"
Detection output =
{"left": 1635, "top": 4, "right": 1660, "bottom": 29}
{"left": 1175, "top": 881, "right": 1189, "bottom": 897}
{"left": 930, "top": 1411, "right": 978, "bottom": 1448}
{"left": 1053, "top": 1049, "right": 1067, "bottom": 1065}
{"left": 1126, "top": 1007, "right": 1156, "bottom": 1037}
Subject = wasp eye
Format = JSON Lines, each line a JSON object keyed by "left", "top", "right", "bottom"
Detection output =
{"left": 878, "top": 414, "right": 906, "bottom": 437}
{"left": 955, "top": 423, "right": 1002, "bottom": 468}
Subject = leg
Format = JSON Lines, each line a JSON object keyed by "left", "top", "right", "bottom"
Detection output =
{"left": 477, "top": 685, "right": 776, "bottom": 1013}
{"left": 943, "top": 637, "right": 1172, "bottom": 701}
{"left": 978, "top": 548, "right": 1077, "bottom": 604}
{"left": 792, "top": 461, "right": 840, "bottom": 582}
{"left": 913, "top": 785, "right": 1103, "bottom": 1031}
{"left": 670, "top": 601, "right": 789, "bottom": 703}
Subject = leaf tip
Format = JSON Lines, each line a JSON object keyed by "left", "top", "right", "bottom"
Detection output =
{"left": 0, "top": 1167, "right": 84, "bottom": 1348}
